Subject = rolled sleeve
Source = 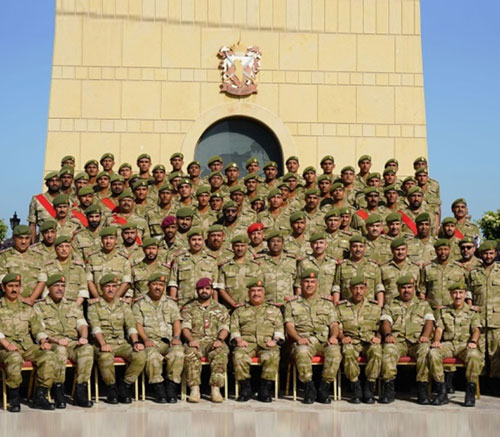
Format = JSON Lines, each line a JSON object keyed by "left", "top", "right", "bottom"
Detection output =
{"left": 229, "top": 331, "right": 241, "bottom": 342}
{"left": 380, "top": 314, "right": 393, "bottom": 325}
{"left": 91, "top": 326, "right": 102, "bottom": 336}
{"left": 78, "top": 288, "right": 90, "bottom": 299}
{"left": 36, "top": 332, "right": 48, "bottom": 343}
{"left": 38, "top": 272, "right": 48, "bottom": 282}
{"left": 76, "top": 318, "right": 88, "bottom": 330}
{"left": 218, "top": 324, "right": 230, "bottom": 334}
{"left": 0, "top": 332, "right": 5, "bottom": 339}
{"left": 127, "top": 327, "right": 138, "bottom": 338}
{"left": 423, "top": 313, "right": 435, "bottom": 322}
{"left": 331, "top": 285, "right": 340, "bottom": 294}
{"left": 273, "top": 330, "right": 285, "bottom": 341}
{"left": 167, "top": 280, "right": 178, "bottom": 288}
{"left": 181, "top": 320, "right": 192, "bottom": 331}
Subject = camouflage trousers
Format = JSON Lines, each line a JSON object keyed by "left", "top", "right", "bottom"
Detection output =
{"left": 233, "top": 343, "right": 280, "bottom": 382}
{"left": 292, "top": 337, "right": 341, "bottom": 383}
{"left": 184, "top": 340, "right": 229, "bottom": 387}
{"left": 145, "top": 341, "right": 184, "bottom": 384}
{"left": 381, "top": 340, "right": 430, "bottom": 382}
{"left": 484, "top": 327, "right": 500, "bottom": 378}
{"left": 51, "top": 341, "right": 94, "bottom": 384}
{"left": 94, "top": 342, "right": 146, "bottom": 385}
{"left": 429, "top": 342, "right": 483, "bottom": 383}
{"left": 0, "top": 343, "right": 56, "bottom": 389}
{"left": 342, "top": 342, "right": 382, "bottom": 382}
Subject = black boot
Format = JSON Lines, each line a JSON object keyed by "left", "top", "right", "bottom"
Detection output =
{"left": 257, "top": 379, "right": 273, "bottom": 403}
{"left": 445, "top": 372, "right": 455, "bottom": 394}
{"left": 53, "top": 383, "right": 66, "bottom": 409}
{"left": 7, "top": 387, "right": 21, "bottom": 413}
{"left": 432, "top": 381, "right": 448, "bottom": 405}
{"left": 236, "top": 379, "right": 252, "bottom": 402}
{"left": 164, "top": 379, "right": 178, "bottom": 403}
{"left": 106, "top": 384, "right": 119, "bottom": 404}
{"left": 349, "top": 381, "right": 362, "bottom": 404}
{"left": 33, "top": 386, "right": 55, "bottom": 410}
{"left": 417, "top": 381, "right": 431, "bottom": 405}
{"left": 464, "top": 382, "right": 476, "bottom": 407}
{"left": 317, "top": 380, "right": 332, "bottom": 404}
{"left": 118, "top": 380, "right": 132, "bottom": 403}
{"left": 151, "top": 382, "right": 167, "bottom": 403}
{"left": 378, "top": 380, "right": 395, "bottom": 404}
{"left": 363, "top": 380, "right": 375, "bottom": 404}
{"left": 302, "top": 381, "right": 317, "bottom": 404}
{"left": 75, "top": 383, "right": 93, "bottom": 408}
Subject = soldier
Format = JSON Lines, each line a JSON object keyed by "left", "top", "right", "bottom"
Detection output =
{"left": 169, "top": 152, "right": 185, "bottom": 174}
{"left": 283, "top": 172, "right": 305, "bottom": 209}
{"left": 285, "top": 269, "right": 341, "bottom": 404}
{"left": 71, "top": 203, "right": 105, "bottom": 261}
{"left": 242, "top": 173, "right": 260, "bottom": 207}
{"left": 94, "top": 171, "right": 112, "bottom": 200}
{"left": 301, "top": 188, "right": 325, "bottom": 237}
{"left": 259, "top": 161, "right": 279, "bottom": 197}
{"left": 158, "top": 216, "right": 186, "bottom": 261}
{"left": 58, "top": 166, "right": 76, "bottom": 203}
{"left": 231, "top": 279, "right": 284, "bottom": 402}
{"left": 131, "top": 179, "right": 154, "bottom": 216}
{"left": 355, "top": 186, "right": 386, "bottom": 216}
{"left": 457, "top": 237, "right": 481, "bottom": 271}
{"left": 245, "top": 157, "right": 260, "bottom": 177}
{"left": 207, "top": 155, "right": 224, "bottom": 174}
{"left": 400, "top": 186, "right": 436, "bottom": 236}
{"left": 429, "top": 282, "right": 483, "bottom": 407}
{"left": 451, "top": 198, "right": 480, "bottom": 241}
{"left": 284, "top": 156, "right": 304, "bottom": 186}
{"left": 385, "top": 212, "right": 411, "bottom": 239}
{"left": 51, "top": 194, "right": 82, "bottom": 237}
{"left": 379, "top": 275, "right": 435, "bottom": 404}
{"left": 207, "top": 171, "right": 225, "bottom": 198}
{"left": 119, "top": 223, "right": 144, "bottom": 265}
{"left": 187, "top": 160, "right": 202, "bottom": 190}
{"left": 168, "top": 227, "right": 219, "bottom": 306}
{"left": 323, "top": 208, "right": 353, "bottom": 261}
{"left": 215, "top": 200, "right": 251, "bottom": 241}
{"left": 118, "top": 163, "right": 133, "bottom": 187}
{"left": 175, "top": 207, "right": 196, "bottom": 247}
{"left": 88, "top": 274, "right": 146, "bottom": 404}
{"left": 193, "top": 185, "right": 218, "bottom": 231}
{"left": 30, "top": 219, "right": 58, "bottom": 260}
{"left": 0, "top": 273, "right": 56, "bottom": 411}
{"left": 136, "top": 153, "right": 152, "bottom": 180}
{"left": 383, "top": 184, "right": 403, "bottom": 214}
{"left": 209, "top": 192, "right": 224, "bottom": 215}
{"left": 415, "top": 167, "right": 441, "bottom": 226}
{"left": 34, "top": 273, "right": 93, "bottom": 408}
{"left": 364, "top": 214, "right": 393, "bottom": 265}
{"left": 337, "top": 275, "right": 382, "bottom": 404}
{"left": 172, "top": 178, "right": 196, "bottom": 212}
{"left": 222, "top": 162, "right": 240, "bottom": 193}
{"left": 84, "top": 159, "right": 99, "bottom": 186}
{"left": 302, "top": 166, "right": 317, "bottom": 191}
{"left": 247, "top": 222, "right": 266, "bottom": 256}
{"left": 407, "top": 212, "right": 437, "bottom": 266}
{"left": 283, "top": 211, "right": 310, "bottom": 259}
{"left": 182, "top": 278, "right": 230, "bottom": 403}
{"left": 205, "top": 224, "right": 232, "bottom": 262}
{"left": 340, "top": 166, "right": 357, "bottom": 207}
{"left": 108, "top": 174, "right": 125, "bottom": 207}
{"left": 148, "top": 164, "right": 167, "bottom": 202}
{"left": 257, "top": 188, "right": 291, "bottom": 233}
{"left": 100, "top": 153, "right": 115, "bottom": 175}
{"left": 320, "top": 155, "right": 337, "bottom": 181}
{"left": 145, "top": 184, "right": 175, "bottom": 238}
{"left": 354, "top": 155, "right": 372, "bottom": 191}
{"left": 72, "top": 186, "right": 96, "bottom": 224}
{"left": 438, "top": 217, "right": 462, "bottom": 261}
{"left": 61, "top": 154, "right": 75, "bottom": 168}
{"left": 133, "top": 272, "right": 185, "bottom": 403}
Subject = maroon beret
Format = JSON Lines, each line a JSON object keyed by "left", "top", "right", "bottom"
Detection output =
{"left": 161, "top": 216, "right": 177, "bottom": 228}
{"left": 196, "top": 277, "right": 212, "bottom": 289}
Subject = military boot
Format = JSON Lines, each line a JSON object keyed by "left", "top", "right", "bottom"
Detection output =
{"left": 317, "top": 380, "right": 332, "bottom": 404}
{"left": 151, "top": 382, "right": 167, "bottom": 404}
{"left": 236, "top": 379, "right": 252, "bottom": 402}
{"left": 349, "top": 381, "right": 363, "bottom": 404}
{"left": 210, "top": 386, "right": 224, "bottom": 403}
{"left": 302, "top": 381, "right": 317, "bottom": 404}
{"left": 7, "top": 387, "right": 21, "bottom": 413}
{"left": 378, "top": 380, "right": 395, "bottom": 404}
{"left": 257, "top": 379, "right": 273, "bottom": 403}
{"left": 464, "top": 382, "right": 476, "bottom": 407}
{"left": 188, "top": 385, "right": 201, "bottom": 403}
{"left": 363, "top": 380, "right": 376, "bottom": 404}
{"left": 432, "top": 381, "right": 448, "bottom": 405}
{"left": 118, "top": 380, "right": 132, "bottom": 403}
{"left": 33, "top": 386, "right": 55, "bottom": 410}
{"left": 165, "top": 379, "right": 178, "bottom": 403}
{"left": 417, "top": 382, "right": 431, "bottom": 405}
{"left": 75, "top": 383, "right": 93, "bottom": 408}
{"left": 106, "top": 384, "right": 119, "bottom": 404}
{"left": 445, "top": 372, "right": 455, "bottom": 394}
{"left": 53, "top": 383, "right": 66, "bottom": 409}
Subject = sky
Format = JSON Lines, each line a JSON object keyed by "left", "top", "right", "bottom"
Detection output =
{"left": 0, "top": 0, "right": 499, "bottom": 234}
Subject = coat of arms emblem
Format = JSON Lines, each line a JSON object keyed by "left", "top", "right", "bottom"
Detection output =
{"left": 218, "top": 44, "right": 262, "bottom": 96}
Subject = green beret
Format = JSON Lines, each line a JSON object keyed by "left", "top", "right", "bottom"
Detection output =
{"left": 59, "top": 165, "right": 74, "bottom": 177}
{"left": 441, "top": 217, "right": 457, "bottom": 225}
{"left": 385, "top": 158, "right": 398, "bottom": 167}
{"left": 207, "top": 171, "right": 222, "bottom": 180}
{"left": 267, "top": 188, "right": 282, "bottom": 199}
{"left": 2, "top": 273, "right": 21, "bottom": 285}
{"left": 74, "top": 172, "right": 89, "bottom": 182}
{"left": 118, "top": 189, "right": 134, "bottom": 200}
{"left": 61, "top": 155, "right": 75, "bottom": 164}
{"left": 40, "top": 220, "right": 57, "bottom": 232}
{"left": 229, "top": 185, "right": 245, "bottom": 194}
{"left": 195, "top": 185, "right": 210, "bottom": 196}
{"left": 224, "top": 162, "right": 239, "bottom": 171}
{"left": 78, "top": 186, "right": 94, "bottom": 196}
{"left": 136, "top": 153, "right": 151, "bottom": 162}
{"left": 452, "top": 198, "right": 467, "bottom": 208}
{"left": 278, "top": 181, "right": 289, "bottom": 189}
{"left": 310, "top": 232, "right": 326, "bottom": 243}
{"left": 148, "top": 272, "right": 168, "bottom": 283}
{"left": 458, "top": 237, "right": 475, "bottom": 247}
{"left": 170, "top": 152, "right": 184, "bottom": 160}
{"left": 317, "top": 175, "right": 331, "bottom": 184}
{"left": 341, "top": 166, "right": 355, "bottom": 174}
{"left": 176, "top": 178, "right": 190, "bottom": 187}
{"left": 302, "top": 166, "right": 316, "bottom": 175}
{"left": 100, "top": 153, "right": 114, "bottom": 162}
{"left": 176, "top": 207, "right": 194, "bottom": 218}
{"left": 245, "top": 157, "right": 259, "bottom": 168}
{"left": 386, "top": 212, "right": 402, "bottom": 223}
{"left": 290, "top": 211, "right": 306, "bottom": 223}
{"left": 331, "top": 182, "right": 344, "bottom": 191}
{"left": 168, "top": 171, "right": 182, "bottom": 182}
{"left": 402, "top": 177, "right": 416, "bottom": 185}
{"left": 99, "top": 273, "right": 119, "bottom": 286}
{"left": 349, "top": 274, "right": 366, "bottom": 287}
{"left": 338, "top": 207, "right": 352, "bottom": 215}
{"left": 266, "top": 229, "right": 285, "bottom": 241}
{"left": 366, "top": 172, "right": 381, "bottom": 182}
{"left": 84, "top": 159, "right": 99, "bottom": 168}
{"left": 118, "top": 162, "right": 132, "bottom": 171}
{"left": 363, "top": 187, "right": 379, "bottom": 196}
{"left": 99, "top": 226, "right": 118, "bottom": 237}
{"left": 365, "top": 214, "right": 382, "bottom": 225}
{"left": 132, "top": 179, "right": 148, "bottom": 190}
{"left": 390, "top": 237, "right": 407, "bottom": 249}
{"left": 207, "top": 224, "right": 224, "bottom": 234}
{"left": 396, "top": 275, "right": 415, "bottom": 287}
{"left": 247, "top": 278, "right": 265, "bottom": 288}
{"left": 286, "top": 156, "right": 299, "bottom": 163}
{"left": 383, "top": 168, "right": 396, "bottom": 176}
{"left": 349, "top": 235, "right": 365, "bottom": 245}
{"left": 231, "top": 235, "right": 249, "bottom": 244}
{"left": 110, "top": 174, "right": 125, "bottom": 184}
{"left": 407, "top": 186, "right": 423, "bottom": 196}
{"left": 250, "top": 196, "right": 265, "bottom": 204}
{"left": 141, "top": 237, "right": 159, "bottom": 248}
{"left": 300, "top": 268, "right": 319, "bottom": 280}
{"left": 479, "top": 240, "right": 497, "bottom": 252}
{"left": 222, "top": 201, "right": 238, "bottom": 211}
{"left": 324, "top": 208, "right": 340, "bottom": 219}
{"left": 305, "top": 188, "right": 320, "bottom": 197}
{"left": 448, "top": 281, "right": 466, "bottom": 292}
{"left": 187, "top": 160, "right": 200, "bottom": 169}
{"left": 415, "top": 212, "right": 430, "bottom": 224}
{"left": 434, "top": 239, "right": 451, "bottom": 249}
{"left": 97, "top": 171, "right": 110, "bottom": 180}
{"left": 415, "top": 167, "right": 428, "bottom": 176}
{"left": 187, "top": 227, "right": 203, "bottom": 238}
{"left": 120, "top": 222, "right": 137, "bottom": 231}
{"left": 243, "top": 173, "right": 258, "bottom": 182}
{"left": 358, "top": 154, "right": 371, "bottom": 163}
{"left": 282, "top": 172, "right": 298, "bottom": 182}
{"left": 320, "top": 155, "right": 334, "bottom": 164}
{"left": 52, "top": 194, "right": 69, "bottom": 206}
{"left": 44, "top": 171, "right": 59, "bottom": 181}
{"left": 210, "top": 192, "right": 224, "bottom": 200}
{"left": 207, "top": 155, "right": 223, "bottom": 166}
{"left": 54, "top": 235, "right": 71, "bottom": 246}
{"left": 84, "top": 203, "right": 102, "bottom": 215}
{"left": 413, "top": 156, "right": 427, "bottom": 166}
{"left": 263, "top": 161, "right": 278, "bottom": 169}
{"left": 46, "top": 273, "right": 65, "bottom": 288}
{"left": 383, "top": 184, "right": 398, "bottom": 193}
{"left": 158, "top": 183, "right": 174, "bottom": 193}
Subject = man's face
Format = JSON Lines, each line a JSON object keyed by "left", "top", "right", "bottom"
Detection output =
{"left": 286, "top": 159, "right": 299, "bottom": 173}
{"left": 134, "top": 186, "right": 148, "bottom": 201}
{"left": 42, "top": 228, "right": 57, "bottom": 245}
{"left": 358, "top": 160, "right": 372, "bottom": 173}
{"left": 60, "top": 174, "right": 73, "bottom": 189}
{"left": 350, "top": 242, "right": 365, "bottom": 259}
{"left": 223, "top": 207, "right": 238, "bottom": 224}
{"left": 245, "top": 179, "right": 257, "bottom": 193}
{"left": 417, "top": 220, "right": 430, "bottom": 237}
{"left": 46, "top": 177, "right": 61, "bottom": 192}
{"left": 341, "top": 170, "right": 355, "bottom": 185}
{"left": 102, "top": 282, "right": 118, "bottom": 302}
{"left": 460, "top": 243, "right": 475, "bottom": 261}
{"left": 387, "top": 220, "right": 401, "bottom": 237}
{"left": 178, "top": 184, "right": 192, "bottom": 199}
{"left": 171, "top": 177, "right": 181, "bottom": 190}
{"left": 414, "top": 160, "right": 427, "bottom": 170}
{"left": 399, "top": 284, "right": 415, "bottom": 302}
{"left": 102, "top": 235, "right": 117, "bottom": 251}
{"left": 55, "top": 242, "right": 71, "bottom": 259}
{"left": 177, "top": 216, "right": 193, "bottom": 232}
{"left": 149, "top": 280, "right": 166, "bottom": 301}
{"left": 304, "top": 171, "right": 316, "bottom": 184}
{"left": 209, "top": 161, "right": 223, "bottom": 172}
{"left": 159, "top": 190, "right": 173, "bottom": 205}
{"left": 443, "top": 223, "right": 456, "bottom": 238}
{"left": 392, "top": 245, "right": 407, "bottom": 262}
{"left": 403, "top": 181, "right": 416, "bottom": 193}
{"left": 366, "top": 193, "right": 380, "bottom": 208}
{"left": 232, "top": 242, "right": 247, "bottom": 258}
{"left": 79, "top": 193, "right": 94, "bottom": 207}
{"left": 305, "top": 194, "right": 319, "bottom": 209}
{"left": 264, "top": 166, "right": 278, "bottom": 181}
{"left": 450, "top": 289, "right": 466, "bottom": 307}
{"left": 249, "top": 230, "right": 264, "bottom": 246}
{"left": 230, "top": 191, "right": 244, "bottom": 205}
{"left": 197, "top": 192, "right": 209, "bottom": 207}
{"left": 101, "top": 158, "right": 114, "bottom": 171}
{"left": 188, "top": 164, "right": 201, "bottom": 178}
{"left": 119, "top": 197, "right": 134, "bottom": 213}
{"left": 75, "top": 179, "right": 88, "bottom": 191}
{"left": 452, "top": 203, "right": 468, "bottom": 220}
{"left": 291, "top": 218, "right": 306, "bottom": 236}
{"left": 251, "top": 200, "right": 265, "bottom": 213}
{"left": 249, "top": 286, "right": 265, "bottom": 305}
{"left": 225, "top": 167, "right": 239, "bottom": 182}
{"left": 197, "top": 285, "right": 213, "bottom": 301}
{"left": 267, "top": 237, "right": 283, "bottom": 255}
{"left": 210, "top": 197, "right": 223, "bottom": 211}
{"left": 207, "top": 231, "right": 224, "bottom": 250}
{"left": 111, "top": 181, "right": 124, "bottom": 196}
{"left": 366, "top": 222, "right": 382, "bottom": 238}
{"left": 209, "top": 175, "right": 223, "bottom": 189}
{"left": 332, "top": 187, "right": 345, "bottom": 201}
{"left": 122, "top": 229, "right": 138, "bottom": 245}
{"left": 163, "top": 223, "right": 177, "bottom": 240}
{"left": 416, "top": 173, "right": 428, "bottom": 186}
{"left": 408, "top": 193, "right": 423, "bottom": 209}
{"left": 170, "top": 157, "right": 184, "bottom": 171}
{"left": 321, "top": 160, "right": 334, "bottom": 174}
{"left": 384, "top": 190, "right": 399, "bottom": 205}
{"left": 269, "top": 194, "right": 283, "bottom": 209}
{"left": 325, "top": 216, "right": 340, "bottom": 232}
{"left": 55, "top": 203, "right": 69, "bottom": 219}
{"left": 481, "top": 249, "right": 497, "bottom": 265}
{"left": 144, "top": 245, "right": 159, "bottom": 261}
{"left": 279, "top": 186, "right": 290, "bottom": 200}
{"left": 189, "top": 235, "right": 204, "bottom": 252}
{"left": 137, "top": 158, "right": 151, "bottom": 173}
{"left": 287, "top": 178, "right": 298, "bottom": 192}
{"left": 301, "top": 278, "right": 318, "bottom": 298}
{"left": 340, "top": 214, "right": 351, "bottom": 228}
{"left": 119, "top": 167, "right": 132, "bottom": 180}
{"left": 311, "top": 239, "right": 327, "bottom": 255}
{"left": 386, "top": 162, "right": 399, "bottom": 172}
{"left": 3, "top": 281, "right": 21, "bottom": 301}
{"left": 436, "top": 245, "right": 451, "bottom": 262}
{"left": 97, "top": 176, "right": 110, "bottom": 189}
{"left": 351, "top": 284, "right": 366, "bottom": 304}
{"left": 48, "top": 282, "right": 65, "bottom": 302}
{"left": 367, "top": 177, "right": 381, "bottom": 187}
{"left": 247, "top": 162, "right": 259, "bottom": 174}
{"left": 383, "top": 173, "right": 396, "bottom": 185}
{"left": 87, "top": 213, "right": 102, "bottom": 229}
{"left": 318, "top": 179, "right": 331, "bottom": 195}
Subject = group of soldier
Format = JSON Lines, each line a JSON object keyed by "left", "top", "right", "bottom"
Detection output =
{"left": 0, "top": 152, "right": 498, "bottom": 412}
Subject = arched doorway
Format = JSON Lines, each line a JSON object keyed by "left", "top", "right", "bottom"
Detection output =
{"left": 194, "top": 117, "right": 283, "bottom": 177}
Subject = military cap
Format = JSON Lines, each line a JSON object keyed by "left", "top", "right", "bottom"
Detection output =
{"left": 402, "top": 176, "right": 416, "bottom": 184}
{"left": 331, "top": 182, "right": 344, "bottom": 191}
{"left": 74, "top": 172, "right": 89, "bottom": 182}
{"left": 152, "top": 164, "right": 165, "bottom": 173}
{"left": 434, "top": 239, "right": 451, "bottom": 249}
{"left": 324, "top": 208, "right": 340, "bottom": 219}
{"left": 386, "top": 212, "right": 402, "bottom": 223}
{"left": 282, "top": 172, "right": 298, "bottom": 182}
{"left": 448, "top": 281, "right": 466, "bottom": 292}
{"left": 2, "top": 273, "right": 21, "bottom": 285}
{"left": 158, "top": 183, "right": 174, "bottom": 193}
{"left": 46, "top": 273, "right": 65, "bottom": 288}
{"left": 224, "top": 162, "right": 239, "bottom": 171}
{"left": 100, "top": 153, "right": 114, "bottom": 162}
{"left": 195, "top": 185, "right": 210, "bottom": 196}
{"left": 118, "top": 162, "right": 132, "bottom": 171}
{"left": 170, "top": 152, "right": 184, "bottom": 160}
{"left": 118, "top": 189, "right": 134, "bottom": 200}
{"left": 247, "top": 223, "right": 264, "bottom": 234}
{"left": 196, "top": 277, "right": 212, "bottom": 288}
{"left": 59, "top": 165, "right": 74, "bottom": 177}
{"left": 245, "top": 157, "right": 259, "bottom": 168}
{"left": 267, "top": 188, "right": 282, "bottom": 199}
{"left": 96, "top": 171, "right": 110, "bottom": 180}
{"left": 141, "top": 237, "right": 159, "bottom": 248}
{"left": 44, "top": 171, "right": 59, "bottom": 181}
{"left": 148, "top": 272, "right": 168, "bottom": 283}
{"left": 302, "top": 166, "right": 316, "bottom": 176}
{"left": 168, "top": 171, "right": 182, "bottom": 182}
{"left": 390, "top": 237, "right": 407, "bottom": 249}
{"left": 385, "top": 158, "right": 399, "bottom": 167}
{"left": 40, "top": 220, "right": 57, "bottom": 232}
{"left": 110, "top": 174, "right": 124, "bottom": 184}
{"left": 415, "top": 212, "right": 431, "bottom": 224}
{"left": 177, "top": 178, "right": 192, "bottom": 188}
{"left": 222, "top": 200, "right": 238, "bottom": 211}
{"left": 458, "top": 237, "right": 475, "bottom": 247}
{"left": 350, "top": 274, "right": 366, "bottom": 287}
{"left": 289, "top": 211, "right": 306, "bottom": 223}
{"left": 187, "top": 160, "right": 201, "bottom": 169}
{"left": 207, "top": 171, "right": 223, "bottom": 180}
{"left": 349, "top": 235, "right": 366, "bottom": 245}
{"left": 243, "top": 173, "right": 258, "bottom": 182}
{"left": 187, "top": 227, "right": 203, "bottom": 238}
{"left": 249, "top": 195, "right": 265, "bottom": 204}
{"left": 61, "top": 155, "right": 75, "bottom": 164}
{"left": 84, "top": 203, "right": 102, "bottom": 215}
{"left": 210, "top": 192, "right": 224, "bottom": 200}
{"left": 365, "top": 214, "right": 382, "bottom": 225}
{"left": 263, "top": 161, "right": 278, "bottom": 169}
{"left": 407, "top": 186, "right": 423, "bottom": 196}
{"left": 317, "top": 174, "right": 331, "bottom": 184}
{"left": 396, "top": 275, "right": 415, "bottom": 287}
{"left": 310, "top": 232, "right": 327, "bottom": 243}
{"left": 415, "top": 167, "right": 428, "bottom": 176}
{"left": 413, "top": 156, "right": 427, "bottom": 166}
{"left": 132, "top": 179, "right": 148, "bottom": 191}
{"left": 247, "top": 278, "right": 265, "bottom": 288}
{"left": 451, "top": 198, "right": 467, "bottom": 208}
{"left": 99, "top": 226, "right": 118, "bottom": 237}
{"left": 300, "top": 269, "right": 319, "bottom": 280}
{"left": 231, "top": 234, "right": 249, "bottom": 244}
{"left": 84, "top": 159, "right": 99, "bottom": 168}
{"left": 207, "top": 224, "right": 224, "bottom": 234}
{"left": 383, "top": 184, "right": 398, "bottom": 193}
{"left": 320, "top": 155, "right": 334, "bottom": 164}
{"left": 52, "top": 194, "right": 69, "bottom": 206}
{"left": 176, "top": 207, "right": 194, "bottom": 218}
{"left": 364, "top": 187, "right": 379, "bottom": 196}
{"left": 305, "top": 188, "right": 320, "bottom": 197}
{"left": 120, "top": 222, "right": 137, "bottom": 231}
{"left": 366, "top": 172, "right": 381, "bottom": 182}
{"left": 341, "top": 166, "right": 355, "bottom": 174}
{"left": 278, "top": 181, "right": 289, "bottom": 189}
{"left": 441, "top": 217, "right": 457, "bottom": 225}
{"left": 161, "top": 216, "right": 176, "bottom": 228}
{"left": 265, "top": 229, "right": 285, "bottom": 241}
{"left": 383, "top": 168, "right": 396, "bottom": 176}
{"left": 207, "top": 155, "right": 223, "bottom": 166}
{"left": 229, "top": 185, "right": 245, "bottom": 194}
{"left": 286, "top": 156, "right": 299, "bottom": 163}
{"left": 54, "top": 235, "right": 71, "bottom": 246}
{"left": 338, "top": 207, "right": 352, "bottom": 216}
{"left": 479, "top": 240, "right": 497, "bottom": 252}
{"left": 358, "top": 154, "right": 372, "bottom": 163}
{"left": 136, "top": 153, "right": 151, "bottom": 162}
{"left": 99, "top": 274, "right": 120, "bottom": 286}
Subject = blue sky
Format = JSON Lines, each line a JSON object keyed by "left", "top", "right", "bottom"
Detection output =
{"left": 0, "top": 0, "right": 499, "bottom": 233}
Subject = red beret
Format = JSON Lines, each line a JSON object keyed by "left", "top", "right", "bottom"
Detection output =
{"left": 161, "top": 216, "right": 177, "bottom": 228}
{"left": 247, "top": 222, "right": 264, "bottom": 234}
{"left": 196, "top": 277, "right": 212, "bottom": 289}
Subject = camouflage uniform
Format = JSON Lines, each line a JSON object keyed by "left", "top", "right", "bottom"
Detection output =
{"left": 325, "top": 230, "right": 354, "bottom": 260}
{"left": 181, "top": 299, "right": 230, "bottom": 387}
{"left": 295, "top": 255, "right": 337, "bottom": 296}
{"left": 380, "top": 297, "right": 435, "bottom": 382}
{"left": 55, "top": 218, "right": 82, "bottom": 238}
{"left": 88, "top": 298, "right": 146, "bottom": 385}
{"left": 30, "top": 242, "right": 56, "bottom": 262}
{"left": 217, "top": 258, "right": 262, "bottom": 305}
{"left": 145, "top": 205, "right": 174, "bottom": 238}
{"left": 230, "top": 302, "right": 284, "bottom": 381}
{"left": 27, "top": 192, "right": 58, "bottom": 230}
{"left": 407, "top": 236, "right": 437, "bottom": 265}
{"left": 283, "top": 235, "right": 311, "bottom": 260}
{"left": 120, "top": 243, "right": 144, "bottom": 266}
{"left": 337, "top": 299, "right": 382, "bottom": 382}
{"left": 259, "top": 253, "right": 298, "bottom": 304}
{"left": 257, "top": 209, "right": 291, "bottom": 234}
{"left": 105, "top": 213, "right": 150, "bottom": 243}
{"left": 132, "top": 294, "right": 184, "bottom": 384}
{"left": 38, "top": 257, "right": 89, "bottom": 301}
{"left": 285, "top": 295, "right": 341, "bottom": 383}
{"left": 333, "top": 259, "right": 384, "bottom": 301}
{"left": 131, "top": 258, "right": 171, "bottom": 299}
{"left": 456, "top": 220, "right": 480, "bottom": 241}
{"left": 34, "top": 296, "right": 93, "bottom": 383}
{"left": 72, "top": 226, "right": 104, "bottom": 262}
{"left": 0, "top": 247, "right": 42, "bottom": 298}
{"left": 365, "top": 235, "right": 393, "bottom": 265}
{"left": 86, "top": 249, "right": 132, "bottom": 296}
{"left": 380, "top": 259, "right": 421, "bottom": 303}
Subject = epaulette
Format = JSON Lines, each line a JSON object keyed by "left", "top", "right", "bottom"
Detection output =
{"left": 285, "top": 295, "right": 300, "bottom": 303}
{"left": 119, "top": 297, "right": 132, "bottom": 304}
{"left": 172, "top": 249, "right": 186, "bottom": 259}
{"left": 337, "top": 299, "right": 349, "bottom": 305}
{"left": 160, "top": 262, "right": 170, "bottom": 269}
{"left": 31, "top": 242, "right": 42, "bottom": 249}
{"left": 368, "top": 299, "right": 379, "bottom": 305}
{"left": 470, "top": 305, "right": 480, "bottom": 312}
{"left": 117, "top": 250, "right": 130, "bottom": 259}
{"left": 286, "top": 253, "right": 297, "bottom": 259}
{"left": 131, "top": 259, "right": 143, "bottom": 268}
{"left": 254, "top": 254, "right": 266, "bottom": 260}
{"left": 73, "top": 259, "right": 85, "bottom": 267}
{"left": 367, "top": 259, "right": 379, "bottom": 266}
{"left": 87, "top": 250, "right": 101, "bottom": 259}
{"left": 320, "top": 295, "right": 334, "bottom": 302}
{"left": 132, "top": 295, "right": 145, "bottom": 303}
{"left": 88, "top": 297, "right": 100, "bottom": 305}
{"left": 0, "top": 247, "right": 13, "bottom": 255}
{"left": 268, "top": 302, "right": 282, "bottom": 308}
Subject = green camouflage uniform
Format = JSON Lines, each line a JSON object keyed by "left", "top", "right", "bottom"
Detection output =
{"left": 120, "top": 243, "right": 144, "bottom": 266}
{"left": 365, "top": 235, "right": 393, "bottom": 265}
{"left": 105, "top": 213, "right": 150, "bottom": 243}
{"left": 337, "top": 298, "right": 382, "bottom": 382}
{"left": 181, "top": 299, "right": 230, "bottom": 387}
{"left": 38, "top": 257, "right": 89, "bottom": 301}
{"left": 332, "top": 259, "right": 384, "bottom": 301}
{"left": 131, "top": 258, "right": 171, "bottom": 299}
{"left": 230, "top": 302, "right": 284, "bottom": 381}
{"left": 407, "top": 236, "right": 437, "bottom": 265}
{"left": 325, "top": 230, "right": 355, "bottom": 260}
{"left": 456, "top": 220, "right": 480, "bottom": 240}
{"left": 86, "top": 249, "right": 132, "bottom": 296}
{"left": 144, "top": 205, "right": 175, "bottom": 238}
{"left": 55, "top": 218, "right": 82, "bottom": 238}
{"left": 301, "top": 208, "right": 326, "bottom": 238}
{"left": 380, "top": 259, "right": 421, "bottom": 303}
{"left": 295, "top": 255, "right": 338, "bottom": 296}
{"left": 258, "top": 253, "right": 298, "bottom": 304}
{"left": 283, "top": 235, "right": 312, "bottom": 260}
{"left": 217, "top": 258, "right": 262, "bottom": 305}
{"left": 27, "top": 192, "right": 58, "bottom": 229}
{"left": 132, "top": 294, "right": 184, "bottom": 384}
{"left": 30, "top": 242, "right": 56, "bottom": 262}
{"left": 34, "top": 296, "right": 93, "bottom": 383}
{"left": 257, "top": 209, "right": 292, "bottom": 234}
{"left": 0, "top": 247, "right": 42, "bottom": 298}
{"left": 193, "top": 209, "right": 219, "bottom": 232}
{"left": 72, "top": 226, "right": 104, "bottom": 262}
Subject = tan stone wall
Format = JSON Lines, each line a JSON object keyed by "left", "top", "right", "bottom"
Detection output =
{"left": 45, "top": 0, "right": 427, "bottom": 176}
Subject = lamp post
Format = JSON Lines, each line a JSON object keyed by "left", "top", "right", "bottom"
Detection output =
{"left": 10, "top": 212, "right": 20, "bottom": 231}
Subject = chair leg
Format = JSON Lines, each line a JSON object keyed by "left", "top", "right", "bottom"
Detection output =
{"left": 333, "top": 373, "right": 337, "bottom": 401}
{"left": 292, "top": 365, "right": 296, "bottom": 401}
{"left": 235, "top": 379, "right": 239, "bottom": 400}
{"left": 71, "top": 370, "right": 77, "bottom": 398}
{"left": 94, "top": 366, "right": 99, "bottom": 403}
{"left": 181, "top": 372, "right": 186, "bottom": 401}
{"left": 476, "top": 380, "right": 480, "bottom": 399}
{"left": 338, "top": 370, "right": 342, "bottom": 400}
{"left": 1, "top": 369, "right": 7, "bottom": 410}
{"left": 285, "top": 363, "right": 291, "bottom": 397}
{"left": 27, "top": 369, "right": 36, "bottom": 400}
{"left": 275, "top": 372, "right": 279, "bottom": 400}
{"left": 141, "top": 372, "right": 146, "bottom": 401}
{"left": 134, "top": 379, "right": 139, "bottom": 402}
{"left": 224, "top": 372, "right": 228, "bottom": 400}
